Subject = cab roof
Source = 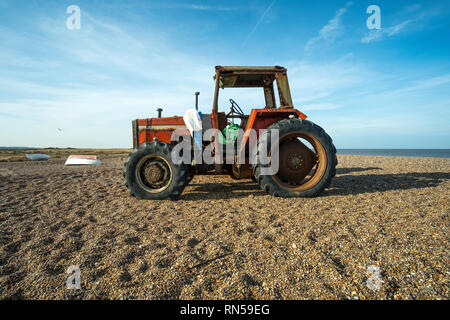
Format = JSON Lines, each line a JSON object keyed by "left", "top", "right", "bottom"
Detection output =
{"left": 215, "top": 66, "right": 287, "bottom": 88}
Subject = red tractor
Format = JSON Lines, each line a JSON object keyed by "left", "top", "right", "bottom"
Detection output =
{"left": 124, "top": 66, "right": 337, "bottom": 200}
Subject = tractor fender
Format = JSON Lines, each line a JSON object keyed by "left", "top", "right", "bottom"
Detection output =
{"left": 239, "top": 108, "right": 307, "bottom": 151}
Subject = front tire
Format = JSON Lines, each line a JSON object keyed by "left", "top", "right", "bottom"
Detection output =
{"left": 253, "top": 119, "right": 337, "bottom": 197}
{"left": 124, "top": 142, "right": 189, "bottom": 200}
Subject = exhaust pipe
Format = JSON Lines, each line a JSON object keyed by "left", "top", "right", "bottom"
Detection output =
{"left": 195, "top": 92, "right": 200, "bottom": 111}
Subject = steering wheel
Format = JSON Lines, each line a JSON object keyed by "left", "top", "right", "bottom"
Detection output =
{"left": 229, "top": 99, "right": 244, "bottom": 115}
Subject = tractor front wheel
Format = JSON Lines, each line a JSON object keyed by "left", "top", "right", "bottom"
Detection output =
{"left": 124, "top": 141, "right": 189, "bottom": 200}
{"left": 253, "top": 119, "right": 337, "bottom": 197}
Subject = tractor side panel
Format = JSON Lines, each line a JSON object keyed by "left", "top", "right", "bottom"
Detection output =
{"left": 135, "top": 117, "right": 190, "bottom": 147}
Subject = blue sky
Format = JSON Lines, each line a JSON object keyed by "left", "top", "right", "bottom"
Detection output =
{"left": 0, "top": 0, "right": 449, "bottom": 148}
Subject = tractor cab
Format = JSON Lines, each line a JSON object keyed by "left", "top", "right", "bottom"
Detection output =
{"left": 205, "top": 66, "right": 307, "bottom": 174}
{"left": 211, "top": 66, "right": 298, "bottom": 132}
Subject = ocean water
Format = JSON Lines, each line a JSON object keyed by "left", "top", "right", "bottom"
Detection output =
{"left": 337, "top": 149, "right": 450, "bottom": 158}
{"left": 1, "top": 147, "right": 449, "bottom": 158}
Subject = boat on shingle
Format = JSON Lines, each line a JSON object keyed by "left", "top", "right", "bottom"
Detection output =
{"left": 65, "top": 155, "right": 102, "bottom": 165}
{"left": 26, "top": 153, "right": 50, "bottom": 161}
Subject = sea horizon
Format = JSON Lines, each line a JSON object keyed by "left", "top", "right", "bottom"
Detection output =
{"left": 337, "top": 149, "right": 450, "bottom": 158}
{"left": 1, "top": 146, "right": 450, "bottom": 158}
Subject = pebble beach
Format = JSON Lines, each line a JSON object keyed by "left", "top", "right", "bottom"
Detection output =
{"left": 0, "top": 154, "right": 448, "bottom": 299}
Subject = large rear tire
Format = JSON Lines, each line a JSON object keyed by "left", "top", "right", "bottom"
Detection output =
{"left": 253, "top": 119, "right": 337, "bottom": 197}
{"left": 124, "top": 141, "right": 189, "bottom": 200}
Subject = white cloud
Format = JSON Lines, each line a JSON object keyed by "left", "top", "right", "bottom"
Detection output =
{"left": 157, "top": 3, "right": 240, "bottom": 11}
{"left": 386, "top": 20, "right": 412, "bottom": 36}
{"left": 305, "top": 4, "right": 351, "bottom": 53}
{"left": 285, "top": 54, "right": 368, "bottom": 104}
{"left": 0, "top": 12, "right": 221, "bottom": 147}
{"left": 242, "top": 0, "right": 277, "bottom": 47}
{"left": 361, "top": 19, "right": 414, "bottom": 43}
{"left": 360, "top": 30, "right": 382, "bottom": 44}
{"left": 375, "top": 74, "right": 450, "bottom": 97}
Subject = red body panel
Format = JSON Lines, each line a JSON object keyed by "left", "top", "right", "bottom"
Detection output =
{"left": 136, "top": 116, "right": 189, "bottom": 146}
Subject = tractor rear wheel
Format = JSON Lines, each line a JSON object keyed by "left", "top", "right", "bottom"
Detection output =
{"left": 253, "top": 119, "right": 337, "bottom": 197}
{"left": 124, "top": 141, "right": 189, "bottom": 200}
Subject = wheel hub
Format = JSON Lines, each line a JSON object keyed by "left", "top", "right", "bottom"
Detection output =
{"left": 289, "top": 154, "right": 303, "bottom": 169}
{"left": 143, "top": 162, "right": 167, "bottom": 185}
{"left": 278, "top": 139, "right": 315, "bottom": 184}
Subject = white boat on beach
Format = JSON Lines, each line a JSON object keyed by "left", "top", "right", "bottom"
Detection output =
{"left": 64, "top": 155, "right": 102, "bottom": 165}
{"left": 25, "top": 153, "right": 50, "bottom": 161}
